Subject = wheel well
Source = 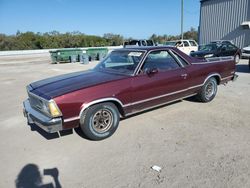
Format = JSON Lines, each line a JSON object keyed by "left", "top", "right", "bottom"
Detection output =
{"left": 81, "top": 100, "right": 125, "bottom": 118}
{"left": 212, "top": 75, "right": 221, "bottom": 85}
{"left": 109, "top": 100, "right": 125, "bottom": 117}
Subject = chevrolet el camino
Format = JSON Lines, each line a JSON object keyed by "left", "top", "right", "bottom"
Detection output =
{"left": 23, "top": 47, "right": 237, "bottom": 140}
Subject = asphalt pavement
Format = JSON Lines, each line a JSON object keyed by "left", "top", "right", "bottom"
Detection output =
{"left": 0, "top": 54, "right": 250, "bottom": 188}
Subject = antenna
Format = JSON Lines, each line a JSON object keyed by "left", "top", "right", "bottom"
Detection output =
{"left": 181, "top": 0, "right": 184, "bottom": 40}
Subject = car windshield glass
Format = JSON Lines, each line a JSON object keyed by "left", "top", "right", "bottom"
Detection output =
{"left": 95, "top": 50, "right": 145, "bottom": 75}
{"left": 146, "top": 40, "right": 154, "bottom": 46}
{"left": 129, "top": 40, "right": 139, "bottom": 45}
{"left": 189, "top": 41, "right": 197, "bottom": 46}
{"left": 199, "top": 44, "right": 217, "bottom": 51}
{"left": 165, "top": 41, "right": 176, "bottom": 46}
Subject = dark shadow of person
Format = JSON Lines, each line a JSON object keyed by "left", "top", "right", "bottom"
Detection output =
{"left": 15, "top": 164, "right": 62, "bottom": 188}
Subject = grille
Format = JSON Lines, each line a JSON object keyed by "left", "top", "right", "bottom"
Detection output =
{"left": 28, "top": 92, "right": 44, "bottom": 112}
{"left": 243, "top": 50, "right": 250, "bottom": 54}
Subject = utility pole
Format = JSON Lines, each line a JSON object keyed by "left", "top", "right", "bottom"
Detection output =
{"left": 181, "top": 0, "right": 184, "bottom": 40}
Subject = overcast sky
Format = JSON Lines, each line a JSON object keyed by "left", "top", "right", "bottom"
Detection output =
{"left": 0, "top": 0, "right": 200, "bottom": 38}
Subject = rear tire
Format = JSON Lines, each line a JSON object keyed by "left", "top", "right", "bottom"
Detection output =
{"left": 196, "top": 77, "right": 217, "bottom": 103}
{"left": 80, "top": 103, "right": 120, "bottom": 140}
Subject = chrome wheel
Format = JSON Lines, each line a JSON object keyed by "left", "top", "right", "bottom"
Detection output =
{"left": 92, "top": 109, "right": 113, "bottom": 133}
{"left": 205, "top": 81, "right": 216, "bottom": 100}
{"left": 196, "top": 77, "right": 217, "bottom": 103}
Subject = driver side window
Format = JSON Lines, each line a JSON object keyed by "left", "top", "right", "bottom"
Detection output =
{"left": 141, "top": 50, "right": 180, "bottom": 72}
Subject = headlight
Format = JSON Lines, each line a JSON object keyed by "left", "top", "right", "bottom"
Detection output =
{"left": 204, "top": 54, "right": 214, "bottom": 58}
{"left": 41, "top": 100, "right": 62, "bottom": 117}
{"left": 48, "top": 100, "right": 62, "bottom": 117}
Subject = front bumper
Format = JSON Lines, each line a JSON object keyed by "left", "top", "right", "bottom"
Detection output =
{"left": 241, "top": 53, "right": 250, "bottom": 59}
{"left": 23, "top": 99, "right": 63, "bottom": 133}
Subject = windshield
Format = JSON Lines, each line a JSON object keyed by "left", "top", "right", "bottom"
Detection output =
{"left": 95, "top": 50, "right": 145, "bottom": 75}
{"left": 199, "top": 44, "right": 217, "bottom": 51}
{"left": 165, "top": 41, "right": 176, "bottom": 46}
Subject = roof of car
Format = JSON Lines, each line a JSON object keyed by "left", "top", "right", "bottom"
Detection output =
{"left": 167, "top": 39, "right": 195, "bottom": 42}
{"left": 211, "top": 40, "right": 233, "bottom": 44}
{"left": 116, "top": 46, "right": 177, "bottom": 51}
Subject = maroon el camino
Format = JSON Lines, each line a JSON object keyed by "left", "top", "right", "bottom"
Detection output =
{"left": 23, "top": 46, "right": 238, "bottom": 140}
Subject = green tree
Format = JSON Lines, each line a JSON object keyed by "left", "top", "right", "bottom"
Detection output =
{"left": 183, "top": 27, "right": 198, "bottom": 41}
{"left": 0, "top": 28, "right": 198, "bottom": 51}
{"left": 103, "top": 33, "right": 123, "bottom": 46}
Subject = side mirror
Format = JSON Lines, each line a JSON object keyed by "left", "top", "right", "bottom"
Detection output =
{"left": 145, "top": 67, "right": 158, "bottom": 75}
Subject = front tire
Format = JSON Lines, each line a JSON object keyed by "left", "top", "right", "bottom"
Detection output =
{"left": 80, "top": 103, "right": 120, "bottom": 140}
{"left": 196, "top": 77, "right": 217, "bottom": 102}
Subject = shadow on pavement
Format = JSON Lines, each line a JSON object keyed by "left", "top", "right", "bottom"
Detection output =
{"left": 15, "top": 164, "right": 62, "bottom": 188}
{"left": 74, "top": 127, "right": 92, "bottom": 141}
{"left": 28, "top": 123, "right": 73, "bottom": 140}
{"left": 184, "top": 96, "right": 200, "bottom": 103}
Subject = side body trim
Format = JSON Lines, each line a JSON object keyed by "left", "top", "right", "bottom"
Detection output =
{"left": 221, "top": 75, "right": 234, "bottom": 81}
{"left": 125, "top": 93, "right": 197, "bottom": 116}
{"left": 64, "top": 116, "right": 80, "bottom": 123}
{"left": 123, "top": 87, "right": 199, "bottom": 107}
{"left": 78, "top": 97, "right": 124, "bottom": 119}
{"left": 123, "top": 73, "right": 222, "bottom": 108}
{"left": 65, "top": 73, "right": 225, "bottom": 122}
{"left": 193, "top": 56, "right": 234, "bottom": 64}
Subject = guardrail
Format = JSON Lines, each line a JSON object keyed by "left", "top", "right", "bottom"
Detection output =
{"left": 0, "top": 46, "right": 123, "bottom": 56}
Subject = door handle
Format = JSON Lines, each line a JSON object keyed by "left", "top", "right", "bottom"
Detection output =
{"left": 181, "top": 74, "right": 188, "bottom": 79}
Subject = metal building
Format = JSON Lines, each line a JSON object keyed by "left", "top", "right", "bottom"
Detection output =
{"left": 199, "top": 0, "right": 250, "bottom": 48}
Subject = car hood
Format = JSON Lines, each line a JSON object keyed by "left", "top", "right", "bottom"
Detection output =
{"left": 243, "top": 46, "right": 250, "bottom": 51}
{"left": 29, "top": 69, "right": 128, "bottom": 99}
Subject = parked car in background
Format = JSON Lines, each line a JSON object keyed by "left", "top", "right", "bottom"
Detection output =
{"left": 241, "top": 45, "right": 250, "bottom": 59}
{"left": 165, "top": 39, "right": 198, "bottom": 55}
{"left": 23, "top": 46, "right": 237, "bottom": 140}
{"left": 123, "top": 39, "right": 155, "bottom": 48}
{"left": 190, "top": 41, "right": 241, "bottom": 64}
{"left": 210, "top": 40, "right": 235, "bottom": 45}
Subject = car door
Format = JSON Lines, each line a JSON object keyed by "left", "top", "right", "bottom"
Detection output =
{"left": 183, "top": 41, "right": 191, "bottom": 54}
{"left": 226, "top": 43, "right": 238, "bottom": 56}
{"left": 219, "top": 43, "right": 237, "bottom": 57}
{"left": 176, "top": 41, "right": 185, "bottom": 53}
{"left": 189, "top": 40, "right": 198, "bottom": 53}
{"left": 127, "top": 50, "right": 190, "bottom": 113}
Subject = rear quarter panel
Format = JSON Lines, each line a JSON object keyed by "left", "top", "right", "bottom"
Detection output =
{"left": 190, "top": 58, "right": 236, "bottom": 85}
{"left": 171, "top": 48, "right": 236, "bottom": 85}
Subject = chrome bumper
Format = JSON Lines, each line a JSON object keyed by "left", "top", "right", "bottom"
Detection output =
{"left": 23, "top": 99, "right": 63, "bottom": 133}
{"left": 241, "top": 53, "right": 250, "bottom": 58}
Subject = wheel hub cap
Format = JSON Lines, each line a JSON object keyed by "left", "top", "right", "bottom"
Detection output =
{"left": 92, "top": 109, "right": 113, "bottom": 133}
{"left": 205, "top": 82, "right": 215, "bottom": 99}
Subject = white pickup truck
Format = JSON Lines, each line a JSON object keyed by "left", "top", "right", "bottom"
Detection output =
{"left": 165, "top": 40, "right": 198, "bottom": 55}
